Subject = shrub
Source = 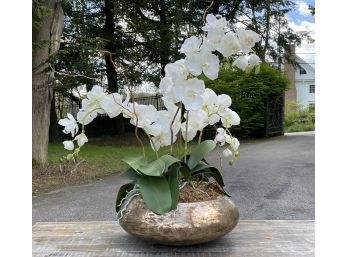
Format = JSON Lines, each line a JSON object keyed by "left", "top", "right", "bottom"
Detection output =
{"left": 204, "top": 63, "right": 289, "bottom": 138}
{"left": 285, "top": 100, "right": 315, "bottom": 132}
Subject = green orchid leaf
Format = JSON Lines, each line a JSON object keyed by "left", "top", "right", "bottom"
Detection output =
{"left": 138, "top": 176, "right": 172, "bottom": 214}
{"left": 165, "top": 163, "right": 180, "bottom": 210}
{"left": 192, "top": 165, "right": 225, "bottom": 187}
{"left": 121, "top": 168, "right": 141, "bottom": 181}
{"left": 138, "top": 158, "right": 166, "bottom": 176}
{"left": 192, "top": 166, "right": 230, "bottom": 197}
{"left": 115, "top": 182, "right": 135, "bottom": 213}
{"left": 159, "top": 155, "right": 181, "bottom": 171}
{"left": 191, "top": 161, "right": 211, "bottom": 173}
{"left": 122, "top": 155, "right": 147, "bottom": 172}
{"left": 179, "top": 162, "right": 191, "bottom": 181}
{"left": 188, "top": 140, "right": 216, "bottom": 169}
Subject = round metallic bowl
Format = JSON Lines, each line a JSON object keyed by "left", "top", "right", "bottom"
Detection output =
{"left": 118, "top": 195, "right": 239, "bottom": 245}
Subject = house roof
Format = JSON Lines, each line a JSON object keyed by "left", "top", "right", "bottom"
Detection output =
{"left": 295, "top": 55, "right": 315, "bottom": 73}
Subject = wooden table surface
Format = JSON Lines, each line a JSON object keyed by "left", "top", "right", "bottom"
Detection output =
{"left": 32, "top": 220, "right": 314, "bottom": 257}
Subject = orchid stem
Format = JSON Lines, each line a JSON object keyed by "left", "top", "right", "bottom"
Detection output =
{"left": 170, "top": 103, "right": 181, "bottom": 155}
{"left": 198, "top": 129, "right": 203, "bottom": 144}
{"left": 184, "top": 111, "right": 189, "bottom": 164}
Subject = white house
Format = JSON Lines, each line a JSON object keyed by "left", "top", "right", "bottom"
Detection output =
{"left": 284, "top": 49, "right": 315, "bottom": 109}
{"left": 294, "top": 55, "right": 315, "bottom": 108}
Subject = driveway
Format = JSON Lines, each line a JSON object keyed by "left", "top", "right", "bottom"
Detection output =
{"left": 32, "top": 133, "right": 314, "bottom": 223}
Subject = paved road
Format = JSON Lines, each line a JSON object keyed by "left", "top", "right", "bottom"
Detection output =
{"left": 32, "top": 133, "right": 314, "bottom": 224}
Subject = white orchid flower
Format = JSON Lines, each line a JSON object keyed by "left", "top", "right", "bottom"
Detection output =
{"left": 230, "top": 137, "right": 240, "bottom": 151}
{"left": 185, "top": 110, "right": 209, "bottom": 131}
{"left": 173, "top": 78, "right": 205, "bottom": 111}
{"left": 220, "top": 108, "right": 240, "bottom": 128}
{"left": 216, "top": 32, "right": 242, "bottom": 57}
{"left": 164, "top": 59, "right": 189, "bottom": 83}
{"left": 159, "top": 76, "right": 173, "bottom": 96}
{"left": 100, "top": 93, "right": 124, "bottom": 118}
{"left": 180, "top": 122, "right": 198, "bottom": 142}
{"left": 206, "top": 29, "right": 226, "bottom": 51}
{"left": 150, "top": 131, "right": 176, "bottom": 151}
{"left": 146, "top": 109, "right": 181, "bottom": 151}
{"left": 82, "top": 85, "right": 108, "bottom": 114}
{"left": 215, "top": 128, "right": 232, "bottom": 146}
{"left": 233, "top": 55, "right": 249, "bottom": 70}
{"left": 58, "top": 113, "right": 79, "bottom": 137}
{"left": 75, "top": 133, "right": 88, "bottom": 147}
{"left": 180, "top": 36, "right": 202, "bottom": 55}
{"left": 237, "top": 29, "right": 261, "bottom": 53}
{"left": 76, "top": 108, "right": 98, "bottom": 125}
{"left": 202, "top": 14, "right": 228, "bottom": 32}
{"left": 76, "top": 86, "right": 108, "bottom": 125}
{"left": 248, "top": 54, "right": 261, "bottom": 68}
{"left": 185, "top": 51, "right": 219, "bottom": 80}
{"left": 181, "top": 110, "right": 208, "bottom": 142}
{"left": 125, "top": 103, "right": 158, "bottom": 128}
{"left": 222, "top": 148, "right": 233, "bottom": 159}
{"left": 144, "top": 122, "right": 162, "bottom": 137}
{"left": 216, "top": 94, "right": 232, "bottom": 113}
{"left": 63, "top": 140, "right": 74, "bottom": 151}
{"left": 152, "top": 109, "right": 181, "bottom": 134}
{"left": 159, "top": 77, "right": 179, "bottom": 103}
{"left": 202, "top": 88, "right": 218, "bottom": 113}
{"left": 207, "top": 113, "right": 220, "bottom": 125}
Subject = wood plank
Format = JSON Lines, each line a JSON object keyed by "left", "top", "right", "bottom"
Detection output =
{"left": 32, "top": 220, "right": 314, "bottom": 257}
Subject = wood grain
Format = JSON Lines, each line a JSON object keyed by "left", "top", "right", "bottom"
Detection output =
{"left": 32, "top": 220, "right": 314, "bottom": 257}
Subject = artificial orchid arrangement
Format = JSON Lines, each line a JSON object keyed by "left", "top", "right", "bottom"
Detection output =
{"left": 58, "top": 13, "right": 261, "bottom": 215}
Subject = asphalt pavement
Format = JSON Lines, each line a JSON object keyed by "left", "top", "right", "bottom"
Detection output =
{"left": 32, "top": 132, "right": 314, "bottom": 224}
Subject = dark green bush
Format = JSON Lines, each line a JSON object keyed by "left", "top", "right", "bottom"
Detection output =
{"left": 204, "top": 63, "right": 289, "bottom": 138}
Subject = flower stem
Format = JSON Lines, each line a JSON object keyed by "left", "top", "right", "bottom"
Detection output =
{"left": 198, "top": 129, "right": 203, "bottom": 144}
{"left": 170, "top": 102, "right": 181, "bottom": 155}
{"left": 184, "top": 111, "right": 189, "bottom": 164}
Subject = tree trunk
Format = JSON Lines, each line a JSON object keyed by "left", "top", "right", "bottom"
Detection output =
{"left": 104, "top": 0, "right": 118, "bottom": 93}
{"left": 104, "top": 0, "right": 125, "bottom": 135}
{"left": 159, "top": 0, "right": 170, "bottom": 77}
{"left": 49, "top": 91, "right": 60, "bottom": 143}
{"left": 32, "top": 0, "right": 64, "bottom": 166}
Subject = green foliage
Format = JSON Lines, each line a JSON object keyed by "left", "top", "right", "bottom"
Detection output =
{"left": 205, "top": 63, "right": 289, "bottom": 138}
{"left": 137, "top": 159, "right": 166, "bottom": 176}
{"left": 285, "top": 100, "right": 315, "bottom": 132}
{"left": 188, "top": 140, "right": 216, "bottom": 169}
{"left": 115, "top": 182, "right": 135, "bottom": 212}
{"left": 32, "top": 0, "right": 53, "bottom": 29}
{"left": 117, "top": 140, "right": 228, "bottom": 214}
{"left": 122, "top": 155, "right": 180, "bottom": 177}
{"left": 138, "top": 176, "right": 172, "bottom": 214}
{"left": 286, "top": 122, "right": 315, "bottom": 133}
{"left": 165, "top": 163, "right": 180, "bottom": 210}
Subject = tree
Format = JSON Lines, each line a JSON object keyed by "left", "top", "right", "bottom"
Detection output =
{"left": 33, "top": 0, "right": 64, "bottom": 165}
{"left": 205, "top": 64, "right": 289, "bottom": 138}
{"left": 232, "top": 0, "right": 310, "bottom": 64}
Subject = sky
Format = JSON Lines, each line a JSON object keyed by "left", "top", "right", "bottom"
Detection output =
{"left": 286, "top": 0, "right": 315, "bottom": 67}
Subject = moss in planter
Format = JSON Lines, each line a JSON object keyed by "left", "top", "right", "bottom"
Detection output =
{"left": 179, "top": 181, "right": 224, "bottom": 203}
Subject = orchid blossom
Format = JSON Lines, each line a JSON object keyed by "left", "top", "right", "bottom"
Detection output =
{"left": 58, "top": 13, "right": 261, "bottom": 167}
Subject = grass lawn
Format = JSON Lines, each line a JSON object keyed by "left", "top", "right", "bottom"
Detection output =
{"left": 33, "top": 135, "right": 192, "bottom": 194}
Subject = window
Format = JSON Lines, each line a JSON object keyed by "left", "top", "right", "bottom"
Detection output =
{"left": 309, "top": 85, "right": 315, "bottom": 93}
{"left": 299, "top": 65, "right": 307, "bottom": 75}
